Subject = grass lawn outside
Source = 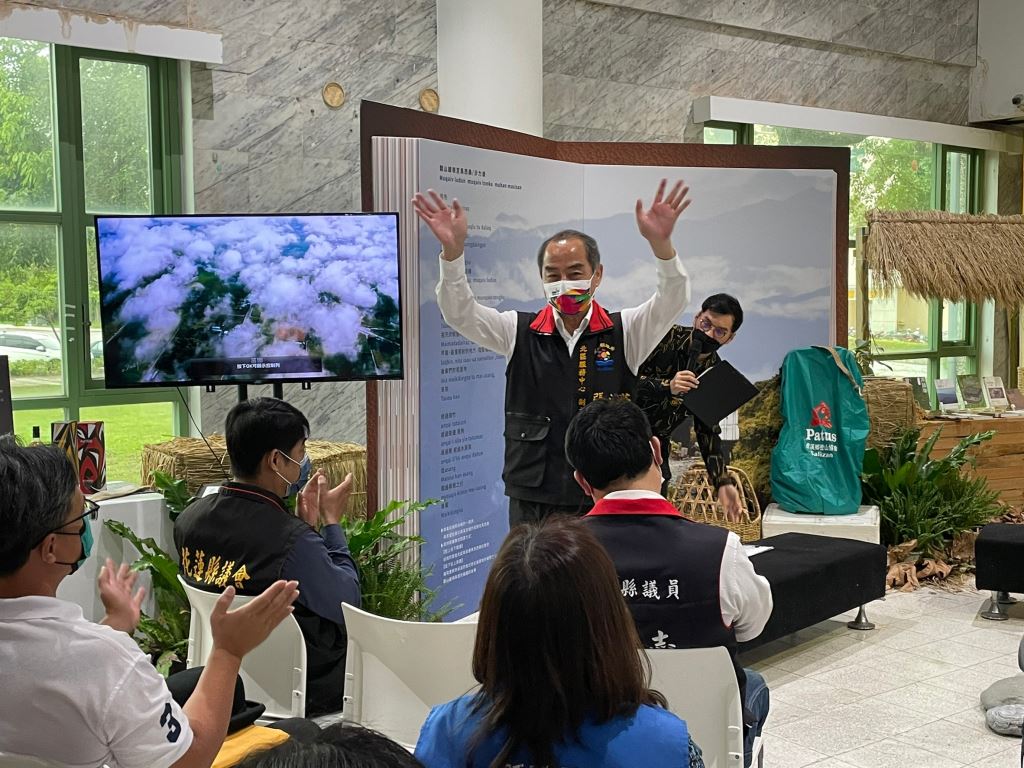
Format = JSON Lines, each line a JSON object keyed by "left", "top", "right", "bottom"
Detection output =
{"left": 13, "top": 401, "right": 175, "bottom": 485}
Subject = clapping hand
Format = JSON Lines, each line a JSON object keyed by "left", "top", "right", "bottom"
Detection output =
{"left": 412, "top": 190, "right": 468, "bottom": 262}
{"left": 297, "top": 470, "right": 355, "bottom": 527}
{"left": 210, "top": 580, "right": 300, "bottom": 661}
{"left": 635, "top": 179, "right": 692, "bottom": 260}
{"left": 98, "top": 558, "right": 146, "bottom": 634}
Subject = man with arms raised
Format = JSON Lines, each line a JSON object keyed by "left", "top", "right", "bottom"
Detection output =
{"left": 0, "top": 435, "right": 299, "bottom": 767}
{"left": 414, "top": 179, "right": 692, "bottom": 524}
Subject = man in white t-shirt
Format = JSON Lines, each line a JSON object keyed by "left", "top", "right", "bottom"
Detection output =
{"left": 0, "top": 436, "right": 300, "bottom": 768}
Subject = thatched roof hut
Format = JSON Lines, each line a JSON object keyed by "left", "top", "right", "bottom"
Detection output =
{"left": 864, "top": 210, "right": 1024, "bottom": 306}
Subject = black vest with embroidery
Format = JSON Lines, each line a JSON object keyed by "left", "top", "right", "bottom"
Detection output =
{"left": 173, "top": 483, "right": 347, "bottom": 714}
{"left": 503, "top": 306, "right": 635, "bottom": 505}
{"left": 583, "top": 510, "right": 747, "bottom": 717}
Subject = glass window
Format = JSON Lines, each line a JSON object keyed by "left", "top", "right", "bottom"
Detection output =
{"left": 704, "top": 125, "right": 738, "bottom": 144}
{"left": 0, "top": 223, "right": 64, "bottom": 398}
{"left": 941, "top": 299, "right": 969, "bottom": 344}
{"left": 80, "top": 58, "right": 153, "bottom": 214}
{"left": 2, "top": 37, "right": 183, "bottom": 483}
{"left": 939, "top": 356, "right": 974, "bottom": 379}
{"left": 944, "top": 150, "right": 971, "bottom": 214}
{"left": 13, "top": 407, "right": 68, "bottom": 444}
{"left": 748, "top": 122, "right": 978, "bottom": 376}
{"left": 0, "top": 38, "right": 56, "bottom": 210}
{"left": 877, "top": 357, "right": 930, "bottom": 379}
{"left": 80, "top": 402, "right": 175, "bottom": 483}
{"left": 753, "top": 126, "right": 933, "bottom": 241}
{"left": 86, "top": 225, "right": 105, "bottom": 382}
{"left": 866, "top": 276, "right": 931, "bottom": 354}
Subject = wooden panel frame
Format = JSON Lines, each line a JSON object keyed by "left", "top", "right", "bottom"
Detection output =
{"left": 360, "top": 100, "right": 850, "bottom": 511}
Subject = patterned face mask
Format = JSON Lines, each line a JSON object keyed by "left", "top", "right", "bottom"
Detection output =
{"left": 544, "top": 278, "right": 594, "bottom": 316}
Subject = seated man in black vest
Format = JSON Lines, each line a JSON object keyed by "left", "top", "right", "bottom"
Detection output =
{"left": 413, "top": 179, "right": 692, "bottom": 526}
{"left": 566, "top": 398, "right": 772, "bottom": 768}
{"left": 174, "top": 397, "right": 361, "bottom": 716}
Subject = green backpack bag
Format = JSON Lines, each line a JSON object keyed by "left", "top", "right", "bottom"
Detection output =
{"left": 770, "top": 346, "right": 869, "bottom": 515}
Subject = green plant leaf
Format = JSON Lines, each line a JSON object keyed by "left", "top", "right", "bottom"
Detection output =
{"left": 150, "top": 470, "right": 196, "bottom": 521}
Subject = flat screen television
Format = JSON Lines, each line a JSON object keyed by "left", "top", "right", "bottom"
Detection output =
{"left": 94, "top": 213, "right": 402, "bottom": 387}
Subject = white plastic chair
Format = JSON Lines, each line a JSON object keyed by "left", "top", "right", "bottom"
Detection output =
{"left": 646, "top": 647, "right": 765, "bottom": 768}
{"left": 341, "top": 603, "right": 480, "bottom": 749}
{"left": 179, "top": 576, "right": 307, "bottom": 719}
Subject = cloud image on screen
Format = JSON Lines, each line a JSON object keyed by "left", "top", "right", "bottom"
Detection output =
{"left": 96, "top": 214, "right": 401, "bottom": 386}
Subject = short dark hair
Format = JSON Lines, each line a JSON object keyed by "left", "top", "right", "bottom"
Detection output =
{"left": 0, "top": 435, "right": 79, "bottom": 576}
{"left": 471, "top": 517, "right": 664, "bottom": 768}
{"left": 564, "top": 399, "right": 654, "bottom": 490}
{"left": 536, "top": 229, "right": 600, "bottom": 275}
{"left": 236, "top": 724, "right": 423, "bottom": 768}
{"left": 225, "top": 397, "right": 309, "bottom": 478}
{"left": 701, "top": 293, "right": 744, "bottom": 333}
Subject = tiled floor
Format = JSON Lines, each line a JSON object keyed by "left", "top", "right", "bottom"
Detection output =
{"left": 741, "top": 583, "right": 1024, "bottom": 767}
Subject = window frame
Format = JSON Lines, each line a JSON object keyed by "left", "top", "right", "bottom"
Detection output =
{"left": 1, "top": 41, "right": 188, "bottom": 434}
{"left": 702, "top": 122, "right": 983, "bottom": 385}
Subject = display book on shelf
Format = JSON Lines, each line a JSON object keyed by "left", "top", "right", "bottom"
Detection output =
{"left": 928, "top": 374, "right": 1024, "bottom": 418}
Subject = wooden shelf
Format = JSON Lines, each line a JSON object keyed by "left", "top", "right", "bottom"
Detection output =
{"left": 920, "top": 417, "right": 1024, "bottom": 505}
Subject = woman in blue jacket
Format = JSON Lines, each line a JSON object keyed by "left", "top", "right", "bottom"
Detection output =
{"left": 415, "top": 516, "right": 703, "bottom": 768}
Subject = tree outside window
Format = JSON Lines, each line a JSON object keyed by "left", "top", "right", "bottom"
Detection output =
{"left": 0, "top": 37, "right": 184, "bottom": 482}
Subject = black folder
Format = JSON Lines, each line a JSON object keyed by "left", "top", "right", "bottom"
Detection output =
{"left": 681, "top": 360, "right": 759, "bottom": 428}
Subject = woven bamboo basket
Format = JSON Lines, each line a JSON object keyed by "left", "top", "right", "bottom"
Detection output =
{"left": 141, "top": 435, "right": 367, "bottom": 517}
{"left": 668, "top": 464, "right": 762, "bottom": 542}
{"left": 862, "top": 377, "right": 917, "bottom": 450}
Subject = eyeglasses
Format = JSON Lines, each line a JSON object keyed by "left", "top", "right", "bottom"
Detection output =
{"left": 33, "top": 498, "right": 99, "bottom": 546}
{"left": 696, "top": 315, "right": 732, "bottom": 341}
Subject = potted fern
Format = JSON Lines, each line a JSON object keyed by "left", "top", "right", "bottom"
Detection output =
{"left": 862, "top": 427, "right": 1002, "bottom": 560}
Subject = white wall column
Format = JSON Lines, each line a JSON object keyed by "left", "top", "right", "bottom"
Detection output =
{"left": 435, "top": 0, "right": 543, "bottom": 136}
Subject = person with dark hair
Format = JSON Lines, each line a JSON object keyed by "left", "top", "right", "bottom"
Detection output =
{"left": 413, "top": 179, "right": 693, "bottom": 525}
{"left": 174, "top": 397, "right": 361, "bottom": 716}
{"left": 635, "top": 293, "right": 744, "bottom": 517}
{"left": 414, "top": 517, "right": 704, "bottom": 768}
{"left": 566, "top": 398, "right": 771, "bottom": 768}
{"left": 0, "top": 435, "right": 300, "bottom": 767}
{"left": 237, "top": 724, "right": 424, "bottom": 768}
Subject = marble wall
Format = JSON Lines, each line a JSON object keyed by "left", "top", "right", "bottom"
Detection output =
{"left": 185, "top": 0, "right": 437, "bottom": 443}
{"left": 12, "top": 0, "right": 437, "bottom": 443}
{"left": 544, "top": 0, "right": 979, "bottom": 142}
{"left": 19, "top": 0, "right": 1008, "bottom": 435}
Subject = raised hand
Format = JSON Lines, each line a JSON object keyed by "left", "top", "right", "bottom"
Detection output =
{"left": 98, "top": 558, "right": 146, "bottom": 634}
{"left": 296, "top": 469, "right": 325, "bottom": 528}
{"left": 210, "top": 580, "right": 300, "bottom": 661}
{"left": 635, "top": 179, "right": 692, "bottom": 259}
{"left": 297, "top": 471, "right": 354, "bottom": 527}
{"left": 412, "top": 189, "right": 468, "bottom": 262}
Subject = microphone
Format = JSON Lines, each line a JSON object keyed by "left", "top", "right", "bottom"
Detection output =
{"left": 685, "top": 330, "right": 704, "bottom": 373}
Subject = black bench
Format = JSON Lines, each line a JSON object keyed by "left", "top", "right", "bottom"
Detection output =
{"left": 739, "top": 532, "right": 887, "bottom": 652}
{"left": 976, "top": 523, "right": 1024, "bottom": 621}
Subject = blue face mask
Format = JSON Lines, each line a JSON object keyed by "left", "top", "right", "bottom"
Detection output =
{"left": 54, "top": 509, "right": 95, "bottom": 574}
{"left": 275, "top": 450, "right": 312, "bottom": 498}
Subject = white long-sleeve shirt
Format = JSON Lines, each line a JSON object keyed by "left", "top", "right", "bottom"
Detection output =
{"left": 602, "top": 489, "right": 774, "bottom": 643}
{"left": 435, "top": 253, "right": 691, "bottom": 373}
